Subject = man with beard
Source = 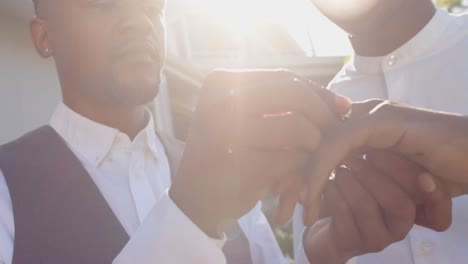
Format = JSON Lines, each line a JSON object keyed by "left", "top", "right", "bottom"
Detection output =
{"left": 0, "top": 0, "right": 355, "bottom": 263}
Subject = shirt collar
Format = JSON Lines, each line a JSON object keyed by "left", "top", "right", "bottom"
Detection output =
{"left": 352, "top": 9, "right": 453, "bottom": 73}
{"left": 49, "top": 102, "right": 159, "bottom": 168}
{"left": 397, "top": 9, "right": 453, "bottom": 60}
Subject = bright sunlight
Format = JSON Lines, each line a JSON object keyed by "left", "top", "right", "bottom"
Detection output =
{"left": 180, "top": 0, "right": 351, "bottom": 57}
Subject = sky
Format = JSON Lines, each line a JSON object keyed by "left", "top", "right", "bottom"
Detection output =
{"left": 168, "top": 0, "right": 352, "bottom": 57}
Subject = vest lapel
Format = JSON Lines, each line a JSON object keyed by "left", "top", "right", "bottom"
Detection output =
{"left": 0, "top": 126, "right": 129, "bottom": 264}
{"left": 0, "top": 126, "right": 254, "bottom": 263}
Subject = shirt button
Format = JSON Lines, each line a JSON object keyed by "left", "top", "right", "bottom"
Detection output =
{"left": 145, "top": 150, "right": 154, "bottom": 160}
{"left": 135, "top": 171, "right": 143, "bottom": 181}
{"left": 387, "top": 54, "right": 397, "bottom": 66}
{"left": 418, "top": 240, "right": 434, "bottom": 257}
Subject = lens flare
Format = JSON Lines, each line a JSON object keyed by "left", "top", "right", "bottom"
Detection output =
{"left": 184, "top": 0, "right": 350, "bottom": 56}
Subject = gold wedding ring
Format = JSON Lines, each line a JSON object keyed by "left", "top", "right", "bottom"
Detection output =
{"left": 227, "top": 144, "right": 234, "bottom": 155}
{"left": 341, "top": 107, "right": 353, "bottom": 121}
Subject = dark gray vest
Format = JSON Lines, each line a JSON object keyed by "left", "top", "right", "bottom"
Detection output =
{"left": 0, "top": 125, "right": 252, "bottom": 263}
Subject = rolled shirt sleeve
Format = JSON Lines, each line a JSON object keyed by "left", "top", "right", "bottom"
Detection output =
{"left": 114, "top": 189, "right": 227, "bottom": 264}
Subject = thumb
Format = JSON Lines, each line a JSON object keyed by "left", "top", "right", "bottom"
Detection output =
{"left": 416, "top": 173, "right": 453, "bottom": 232}
{"left": 313, "top": 87, "right": 352, "bottom": 116}
{"left": 304, "top": 218, "right": 342, "bottom": 264}
{"left": 350, "top": 99, "right": 387, "bottom": 118}
{"left": 302, "top": 79, "right": 352, "bottom": 116}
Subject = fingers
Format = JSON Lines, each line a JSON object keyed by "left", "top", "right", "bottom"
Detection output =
{"left": 304, "top": 80, "right": 352, "bottom": 116}
{"left": 333, "top": 167, "right": 392, "bottom": 253}
{"left": 200, "top": 69, "right": 345, "bottom": 155}
{"left": 324, "top": 181, "right": 362, "bottom": 256}
{"left": 303, "top": 119, "right": 371, "bottom": 224}
{"left": 334, "top": 94, "right": 353, "bottom": 116}
{"left": 346, "top": 159, "right": 415, "bottom": 242}
{"left": 365, "top": 151, "right": 453, "bottom": 232}
{"left": 272, "top": 156, "right": 308, "bottom": 224}
{"left": 304, "top": 102, "right": 408, "bottom": 224}
{"left": 310, "top": 163, "right": 417, "bottom": 260}
{"left": 239, "top": 78, "right": 339, "bottom": 130}
{"left": 304, "top": 183, "right": 361, "bottom": 264}
{"left": 303, "top": 217, "right": 343, "bottom": 264}
{"left": 274, "top": 177, "right": 301, "bottom": 224}
{"left": 366, "top": 151, "right": 427, "bottom": 203}
{"left": 202, "top": 69, "right": 341, "bottom": 130}
{"left": 237, "top": 113, "right": 322, "bottom": 152}
{"left": 415, "top": 173, "right": 453, "bottom": 232}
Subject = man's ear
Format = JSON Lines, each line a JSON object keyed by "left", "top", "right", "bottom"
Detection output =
{"left": 30, "top": 17, "right": 52, "bottom": 58}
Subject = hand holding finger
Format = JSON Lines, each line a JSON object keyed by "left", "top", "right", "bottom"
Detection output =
{"left": 366, "top": 151, "right": 453, "bottom": 231}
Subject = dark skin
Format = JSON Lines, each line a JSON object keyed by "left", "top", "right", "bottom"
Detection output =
{"left": 304, "top": 100, "right": 468, "bottom": 223}
{"left": 312, "top": 0, "right": 436, "bottom": 56}
{"left": 31, "top": 0, "right": 166, "bottom": 139}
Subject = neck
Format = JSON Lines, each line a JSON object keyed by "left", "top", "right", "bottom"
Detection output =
{"left": 63, "top": 97, "right": 149, "bottom": 141}
{"left": 349, "top": 1, "right": 436, "bottom": 57}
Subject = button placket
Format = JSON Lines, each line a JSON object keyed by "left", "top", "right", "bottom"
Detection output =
{"left": 381, "top": 54, "right": 409, "bottom": 103}
{"left": 134, "top": 157, "right": 144, "bottom": 181}
{"left": 129, "top": 152, "right": 157, "bottom": 224}
{"left": 409, "top": 227, "right": 439, "bottom": 264}
{"left": 387, "top": 54, "right": 397, "bottom": 67}
{"left": 419, "top": 240, "right": 435, "bottom": 257}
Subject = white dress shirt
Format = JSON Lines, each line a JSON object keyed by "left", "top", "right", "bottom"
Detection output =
{"left": 0, "top": 102, "right": 286, "bottom": 264}
{"left": 294, "top": 9, "right": 468, "bottom": 264}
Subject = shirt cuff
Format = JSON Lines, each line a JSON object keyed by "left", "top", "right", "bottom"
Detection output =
{"left": 113, "top": 189, "right": 226, "bottom": 264}
{"left": 294, "top": 228, "right": 311, "bottom": 264}
{"left": 211, "top": 232, "right": 227, "bottom": 249}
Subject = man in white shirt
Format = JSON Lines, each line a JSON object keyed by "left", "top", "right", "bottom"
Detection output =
{"left": 0, "top": 0, "right": 358, "bottom": 263}
{"left": 295, "top": 0, "right": 468, "bottom": 263}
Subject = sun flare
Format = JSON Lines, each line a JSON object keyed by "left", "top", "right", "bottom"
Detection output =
{"left": 189, "top": 0, "right": 351, "bottom": 56}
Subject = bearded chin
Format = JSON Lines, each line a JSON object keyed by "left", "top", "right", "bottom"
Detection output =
{"left": 101, "top": 73, "right": 161, "bottom": 107}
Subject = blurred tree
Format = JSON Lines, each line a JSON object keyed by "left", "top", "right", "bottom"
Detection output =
{"left": 435, "top": 0, "right": 467, "bottom": 12}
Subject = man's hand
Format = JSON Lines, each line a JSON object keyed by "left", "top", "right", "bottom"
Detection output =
{"left": 302, "top": 99, "right": 468, "bottom": 224}
{"left": 366, "top": 151, "right": 454, "bottom": 232}
{"left": 304, "top": 154, "right": 453, "bottom": 263}
{"left": 169, "top": 70, "right": 350, "bottom": 237}
{"left": 305, "top": 159, "right": 416, "bottom": 264}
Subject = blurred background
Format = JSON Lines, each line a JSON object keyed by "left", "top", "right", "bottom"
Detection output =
{"left": 0, "top": 0, "right": 466, "bottom": 261}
